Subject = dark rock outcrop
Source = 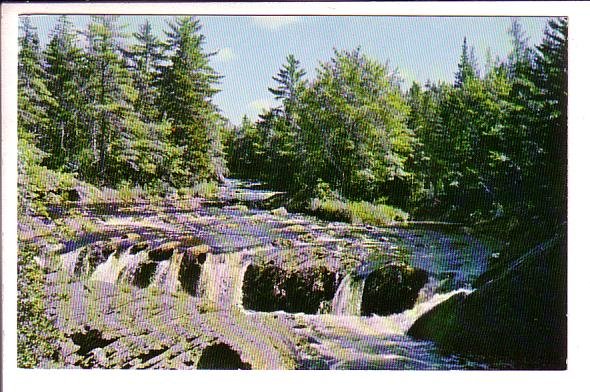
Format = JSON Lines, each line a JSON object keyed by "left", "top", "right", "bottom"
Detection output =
{"left": 148, "top": 241, "right": 180, "bottom": 261}
{"left": 360, "top": 263, "right": 428, "bottom": 316}
{"left": 408, "top": 237, "right": 566, "bottom": 369}
{"left": 179, "top": 245, "right": 210, "bottom": 295}
{"left": 242, "top": 264, "right": 337, "bottom": 314}
{"left": 132, "top": 259, "right": 159, "bottom": 288}
{"left": 196, "top": 343, "right": 252, "bottom": 370}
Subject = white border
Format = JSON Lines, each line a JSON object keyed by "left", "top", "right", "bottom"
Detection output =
{"left": 2, "top": 2, "right": 589, "bottom": 392}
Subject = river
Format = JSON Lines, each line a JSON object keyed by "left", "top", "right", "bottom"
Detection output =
{"left": 49, "top": 179, "right": 506, "bottom": 369}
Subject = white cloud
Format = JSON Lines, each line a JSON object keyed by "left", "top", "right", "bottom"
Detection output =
{"left": 216, "top": 47, "right": 236, "bottom": 62}
{"left": 249, "top": 98, "right": 275, "bottom": 113}
{"left": 251, "top": 16, "right": 300, "bottom": 30}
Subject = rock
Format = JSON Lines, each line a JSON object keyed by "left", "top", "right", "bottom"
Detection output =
{"left": 408, "top": 237, "right": 566, "bottom": 369}
{"left": 271, "top": 207, "right": 288, "bottom": 217}
{"left": 148, "top": 241, "right": 181, "bottom": 261}
{"left": 179, "top": 246, "right": 210, "bottom": 295}
{"left": 196, "top": 342, "right": 252, "bottom": 370}
{"left": 226, "top": 204, "right": 249, "bottom": 212}
{"left": 122, "top": 233, "right": 142, "bottom": 242}
{"left": 129, "top": 241, "right": 149, "bottom": 255}
{"left": 242, "top": 264, "right": 337, "bottom": 314}
{"left": 132, "top": 259, "right": 160, "bottom": 288}
{"left": 63, "top": 188, "right": 81, "bottom": 202}
{"left": 360, "top": 263, "right": 428, "bottom": 316}
{"left": 75, "top": 240, "right": 119, "bottom": 276}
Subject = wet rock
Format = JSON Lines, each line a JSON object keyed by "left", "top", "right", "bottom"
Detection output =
{"left": 242, "top": 264, "right": 337, "bottom": 314}
{"left": 408, "top": 238, "right": 566, "bottom": 369}
{"left": 132, "top": 259, "right": 160, "bottom": 288}
{"left": 196, "top": 343, "right": 252, "bottom": 370}
{"left": 271, "top": 207, "right": 288, "bottom": 217}
{"left": 122, "top": 233, "right": 142, "bottom": 242}
{"left": 75, "top": 240, "right": 120, "bottom": 276}
{"left": 148, "top": 241, "right": 180, "bottom": 261}
{"left": 129, "top": 241, "right": 149, "bottom": 255}
{"left": 71, "top": 327, "right": 118, "bottom": 357}
{"left": 360, "top": 263, "right": 428, "bottom": 316}
{"left": 179, "top": 245, "right": 210, "bottom": 295}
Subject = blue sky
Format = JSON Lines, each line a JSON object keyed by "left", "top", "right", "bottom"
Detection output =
{"left": 29, "top": 15, "right": 549, "bottom": 125}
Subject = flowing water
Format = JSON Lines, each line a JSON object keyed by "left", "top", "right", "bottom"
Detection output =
{"left": 198, "top": 252, "right": 250, "bottom": 309}
{"left": 61, "top": 179, "right": 502, "bottom": 369}
{"left": 331, "top": 274, "right": 365, "bottom": 316}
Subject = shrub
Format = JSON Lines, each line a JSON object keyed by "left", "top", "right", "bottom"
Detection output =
{"left": 309, "top": 198, "right": 408, "bottom": 226}
{"left": 17, "top": 245, "right": 63, "bottom": 367}
{"left": 192, "top": 181, "right": 219, "bottom": 199}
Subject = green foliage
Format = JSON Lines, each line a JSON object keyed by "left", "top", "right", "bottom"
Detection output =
{"left": 156, "top": 17, "right": 226, "bottom": 186}
{"left": 179, "top": 181, "right": 219, "bottom": 199}
{"left": 17, "top": 245, "right": 63, "bottom": 367}
{"left": 310, "top": 198, "right": 408, "bottom": 226}
{"left": 18, "top": 16, "right": 228, "bottom": 197}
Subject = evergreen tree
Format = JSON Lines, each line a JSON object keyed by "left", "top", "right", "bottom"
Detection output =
{"left": 533, "top": 17, "right": 568, "bottom": 224}
{"left": 262, "top": 54, "right": 308, "bottom": 189}
{"left": 18, "top": 17, "right": 54, "bottom": 145}
{"left": 156, "top": 17, "right": 226, "bottom": 186}
{"left": 43, "top": 15, "right": 85, "bottom": 170}
{"left": 80, "top": 16, "right": 144, "bottom": 185}
{"left": 454, "top": 37, "right": 477, "bottom": 88}
{"left": 125, "top": 20, "right": 164, "bottom": 121}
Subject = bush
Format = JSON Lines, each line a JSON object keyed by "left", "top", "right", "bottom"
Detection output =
{"left": 309, "top": 198, "right": 408, "bottom": 226}
{"left": 17, "top": 245, "right": 63, "bottom": 367}
{"left": 192, "top": 181, "right": 219, "bottom": 199}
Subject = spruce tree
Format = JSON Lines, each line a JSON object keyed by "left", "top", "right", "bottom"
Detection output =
{"left": 125, "top": 20, "right": 164, "bottom": 121}
{"left": 156, "top": 17, "right": 226, "bottom": 186}
{"left": 43, "top": 15, "right": 85, "bottom": 170}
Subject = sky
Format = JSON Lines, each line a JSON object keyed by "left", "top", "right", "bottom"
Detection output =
{"left": 28, "top": 15, "right": 550, "bottom": 125}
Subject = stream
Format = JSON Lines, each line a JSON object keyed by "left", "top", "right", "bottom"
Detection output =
{"left": 50, "top": 179, "right": 505, "bottom": 369}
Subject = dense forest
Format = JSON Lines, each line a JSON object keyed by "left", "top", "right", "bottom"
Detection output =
{"left": 16, "top": 15, "right": 567, "bottom": 369}
{"left": 227, "top": 19, "right": 567, "bottom": 229}
{"left": 19, "top": 16, "right": 567, "bottom": 228}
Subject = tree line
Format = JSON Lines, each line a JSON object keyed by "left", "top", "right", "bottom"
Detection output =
{"left": 226, "top": 18, "right": 567, "bottom": 225}
{"left": 18, "top": 16, "right": 567, "bottom": 227}
{"left": 18, "top": 15, "right": 226, "bottom": 193}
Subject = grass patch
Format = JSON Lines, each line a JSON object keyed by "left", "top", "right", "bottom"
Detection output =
{"left": 309, "top": 198, "right": 408, "bottom": 226}
{"left": 178, "top": 181, "right": 219, "bottom": 199}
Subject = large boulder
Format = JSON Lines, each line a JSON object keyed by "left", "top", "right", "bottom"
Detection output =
{"left": 408, "top": 237, "right": 566, "bottom": 369}
{"left": 242, "top": 264, "right": 337, "bottom": 314}
{"left": 360, "top": 263, "right": 428, "bottom": 316}
{"left": 196, "top": 342, "right": 252, "bottom": 370}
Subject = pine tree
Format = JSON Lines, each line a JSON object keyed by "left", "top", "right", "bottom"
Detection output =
{"left": 18, "top": 17, "right": 54, "bottom": 144}
{"left": 156, "top": 17, "right": 226, "bottom": 186}
{"left": 454, "top": 37, "right": 477, "bottom": 88}
{"left": 125, "top": 20, "right": 164, "bottom": 121}
{"left": 43, "top": 15, "right": 85, "bottom": 170}
{"left": 533, "top": 17, "right": 568, "bottom": 224}
{"left": 261, "top": 54, "right": 308, "bottom": 189}
{"left": 80, "top": 16, "right": 143, "bottom": 185}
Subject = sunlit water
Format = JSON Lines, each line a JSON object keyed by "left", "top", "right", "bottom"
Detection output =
{"left": 63, "top": 179, "right": 503, "bottom": 370}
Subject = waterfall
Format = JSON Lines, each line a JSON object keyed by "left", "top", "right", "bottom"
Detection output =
{"left": 367, "top": 288, "right": 474, "bottom": 334}
{"left": 197, "top": 251, "right": 250, "bottom": 309}
{"left": 118, "top": 249, "right": 151, "bottom": 285}
{"left": 90, "top": 248, "right": 129, "bottom": 283}
{"left": 332, "top": 274, "right": 366, "bottom": 316}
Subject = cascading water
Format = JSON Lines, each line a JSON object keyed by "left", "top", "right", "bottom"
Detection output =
{"left": 90, "top": 248, "right": 128, "bottom": 283}
{"left": 331, "top": 274, "right": 366, "bottom": 316}
{"left": 197, "top": 251, "right": 250, "bottom": 309}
